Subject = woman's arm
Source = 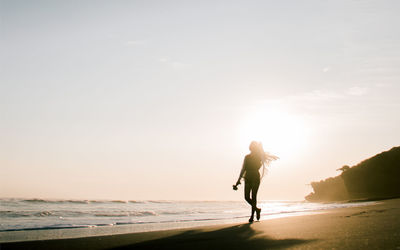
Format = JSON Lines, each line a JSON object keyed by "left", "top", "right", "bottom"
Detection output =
{"left": 235, "top": 160, "right": 246, "bottom": 185}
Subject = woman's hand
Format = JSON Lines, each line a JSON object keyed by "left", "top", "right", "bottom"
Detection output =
{"left": 233, "top": 180, "right": 241, "bottom": 191}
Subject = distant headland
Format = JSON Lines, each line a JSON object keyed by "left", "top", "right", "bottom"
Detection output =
{"left": 306, "top": 146, "right": 400, "bottom": 202}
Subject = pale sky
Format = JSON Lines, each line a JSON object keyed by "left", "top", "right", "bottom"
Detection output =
{"left": 1, "top": 0, "right": 399, "bottom": 201}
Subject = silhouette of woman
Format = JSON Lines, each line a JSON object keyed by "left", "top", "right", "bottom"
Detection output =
{"left": 233, "top": 141, "right": 278, "bottom": 222}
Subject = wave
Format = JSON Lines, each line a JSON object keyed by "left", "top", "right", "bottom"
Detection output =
{"left": 19, "top": 199, "right": 90, "bottom": 204}
{"left": 0, "top": 211, "right": 31, "bottom": 218}
{"left": 0, "top": 209, "right": 158, "bottom": 219}
{"left": 67, "top": 200, "right": 91, "bottom": 204}
{"left": 22, "top": 198, "right": 52, "bottom": 203}
{"left": 110, "top": 200, "right": 127, "bottom": 203}
{"left": 94, "top": 211, "right": 157, "bottom": 217}
{"left": 160, "top": 210, "right": 208, "bottom": 215}
{"left": 1, "top": 198, "right": 146, "bottom": 205}
{"left": 0, "top": 224, "right": 107, "bottom": 232}
{"left": 89, "top": 200, "right": 145, "bottom": 204}
{"left": 0, "top": 210, "right": 56, "bottom": 218}
{"left": 1, "top": 198, "right": 211, "bottom": 205}
{"left": 35, "top": 211, "right": 54, "bottom": 217}
{"left": 147, "top": 200, "right": 173, "bottom": 204}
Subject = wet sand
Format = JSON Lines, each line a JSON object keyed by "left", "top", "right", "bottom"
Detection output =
{"left": 2, "top": 198, "right": 400, "bottom": 250}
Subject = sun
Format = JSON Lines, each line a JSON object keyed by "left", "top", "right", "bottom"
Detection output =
{"left": 239, "top": 106, "right": 310, "bottom": 159}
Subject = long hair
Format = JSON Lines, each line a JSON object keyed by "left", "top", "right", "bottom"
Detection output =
{"left": 249, "top": 141, "right": 279, "bottom": 179}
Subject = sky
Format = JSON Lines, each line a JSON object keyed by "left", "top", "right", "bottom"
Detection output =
{"left": 1, "top": 0, "right": 399, "bottom": 201}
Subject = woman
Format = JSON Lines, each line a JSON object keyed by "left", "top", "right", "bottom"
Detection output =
{"left": 233, "top": 141, "right": 278, "bottom": 222}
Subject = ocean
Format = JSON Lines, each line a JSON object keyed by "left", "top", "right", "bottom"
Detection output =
{"left": 0, "top": 198, "right": 376, "bottom": 242}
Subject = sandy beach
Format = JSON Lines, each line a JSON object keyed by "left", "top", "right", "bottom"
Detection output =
{"left": 1, "top": 198, "right": 399, "bottom": 250}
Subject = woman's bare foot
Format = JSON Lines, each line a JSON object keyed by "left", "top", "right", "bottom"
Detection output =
{"left": 256, "top": 208, "right": 261, "bottom": 221}
{"left": 249, "top": 216, "right": 254, "bottom": 223}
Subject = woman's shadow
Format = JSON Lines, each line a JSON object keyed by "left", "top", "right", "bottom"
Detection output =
{"left": 113, "top": 223, "right": 316, "bottom": 250}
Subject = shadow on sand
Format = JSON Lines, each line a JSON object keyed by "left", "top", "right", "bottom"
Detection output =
{"left": 113, "top": 223, "right": 316, "bottom": 250}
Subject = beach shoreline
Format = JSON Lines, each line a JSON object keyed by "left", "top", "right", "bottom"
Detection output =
{"left": 0, "top": 208, "right": 322, "bottom": 243}
{"left": 2, "top": 198, "right": 400, "bottom": 249}
{"left": 2, "top": 199, "right": 374, "bottom": 243}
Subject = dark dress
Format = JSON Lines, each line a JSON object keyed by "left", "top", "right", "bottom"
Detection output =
{"left": 243, "top": 154, "right": 261, "bottom": 184}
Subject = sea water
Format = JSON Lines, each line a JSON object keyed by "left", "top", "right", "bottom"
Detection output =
{"left": 0, "top": 198, "right": 376, "bottom": 242}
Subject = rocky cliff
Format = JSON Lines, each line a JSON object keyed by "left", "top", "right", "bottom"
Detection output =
{"left": 306, "top": 146, "right": 400, "bottom": 202}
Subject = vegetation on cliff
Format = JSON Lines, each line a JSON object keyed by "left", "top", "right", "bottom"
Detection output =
{"left": 306, "top": 146, "right": 400, "bottom": 202}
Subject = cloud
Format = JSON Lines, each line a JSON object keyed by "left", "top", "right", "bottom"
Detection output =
{"left": 346, "top": 86, "right": 368, "bottom": 96}
{"left": 249, "top": 89, "right": 347, "bottom": 116}
{"left": 158, "top": 58, "right": 189, "bottom": 70}
{"left": 289, "top": 90, "right": 345, "bottom": 102}
{"left": 255, "top": 87, "right": 368, "bottom": 117}
{"left": 322, "top": 67, "right": 331, "bottom": 73}
{"left": 375, "top": 83, "right": 392, "bottom": 88}
{"left": 171, "top": 62, "right": 188, "bottom": 70}
{"left": 125, "top": 40, "right": 146, "bottom": 46}
{"left": 285, "top": 87, "right": 369, "bottom": 107}
{"left": 248, "top": 82, "right": 398, "bottom": 123}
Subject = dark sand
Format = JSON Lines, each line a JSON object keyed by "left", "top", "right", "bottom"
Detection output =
{"left": 2, "top": 198, "right": 400, "bottom": 250}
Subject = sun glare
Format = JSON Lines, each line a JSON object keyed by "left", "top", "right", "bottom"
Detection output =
{"left": 239, "top": 106, "right": 310, "bottom": 159}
